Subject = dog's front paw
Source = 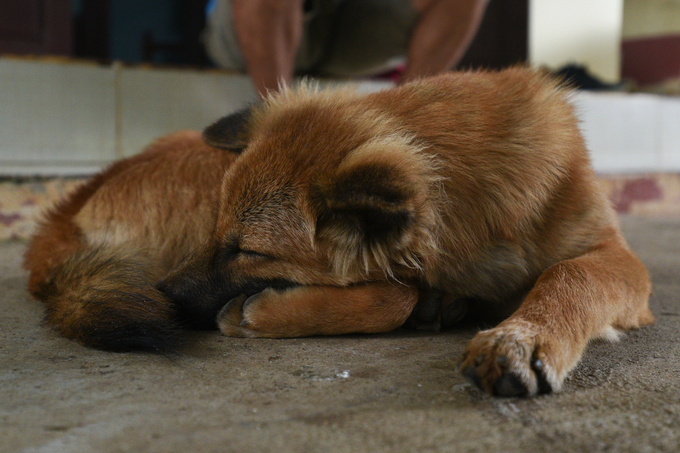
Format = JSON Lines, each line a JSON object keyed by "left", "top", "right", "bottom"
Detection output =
{"left": 458, "top": 322, "right": 558, "bottom": 397}
{"left": 217, "top": 287, "right": 335, "bottom": 338}
{"left": 217, "top": 283, "right": 419, "bottom": 338}
{"left": 217, "top": 289, "right": 280, "bottom": 338}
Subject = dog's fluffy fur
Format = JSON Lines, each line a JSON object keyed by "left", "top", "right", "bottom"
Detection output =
{"left": 25, "top": 68, "right": 652, "bottom": 396}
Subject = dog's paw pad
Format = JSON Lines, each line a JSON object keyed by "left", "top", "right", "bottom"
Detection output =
{"left": 492, "top": 372, "right": 529, "bottom": 397}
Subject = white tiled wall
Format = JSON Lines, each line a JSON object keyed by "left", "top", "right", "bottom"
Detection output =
{"left": 0, "top": 58, "right": 258, "bottom": 175}
{"left": 659, "top": 98, "right": 680, "bottom": 169}
{"left": 572, "top": 91, "right": 680, "bottom": 173}
{"left": 529, "top": 0, "right": 624, "bottom": 83}
{"left": 119, "top": 67, "right": 256, "bottom": 157}
{"left": 1, "top": 57, "right": 679, "bottom": 176}
{"left": 0, "top": 59, "right": 117, "bottom": 174}
{"left": 623, "top": 0, "right": 680, "bottom": 39}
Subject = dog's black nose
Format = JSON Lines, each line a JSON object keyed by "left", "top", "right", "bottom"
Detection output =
{"left": 156, "top": 272, "right": 224, "bottom": 330}
{"left": 155, "top": 276, "right": 185, "bottom": 303}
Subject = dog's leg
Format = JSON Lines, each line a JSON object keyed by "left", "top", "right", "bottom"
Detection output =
{"left": 218, "top": 282, "right": 418, "bottom": 338}
{"left": 459, "top": 233, "right": 653, "bottom": 396}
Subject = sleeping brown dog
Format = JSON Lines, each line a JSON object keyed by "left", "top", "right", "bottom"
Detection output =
{"left": 25, "top": 67, "right": 653, "bottom": 397}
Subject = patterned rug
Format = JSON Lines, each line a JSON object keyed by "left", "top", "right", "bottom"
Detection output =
{"left": 2, "top": 174, "right": 680, "bottom": 241}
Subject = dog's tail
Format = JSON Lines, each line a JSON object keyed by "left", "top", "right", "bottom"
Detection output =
{"left": 26, "top": 245, "right": 181, "bottom": 353}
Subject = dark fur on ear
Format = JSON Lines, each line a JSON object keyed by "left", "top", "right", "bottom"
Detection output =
{"left": 311, "top": 134, "right": 442, "bottom": 277}
{"left": 202, "top": 105, "right": 256, "bottom": 152}
{"left": 315, "top": 162, "right": 416, "bottom": 246}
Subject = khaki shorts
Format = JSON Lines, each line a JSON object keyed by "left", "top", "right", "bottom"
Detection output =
{"left": 203, "top": 0, "right": 418, "bottom": 77}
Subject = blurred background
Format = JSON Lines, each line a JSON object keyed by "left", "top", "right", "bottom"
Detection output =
{"left": 1, "top": 0, "right": 680, "bottom": 239}
{"left": 1, "top": 0, "right": 678, "bottom": 87}
{"left": 0, "top": 0, "right": 527, "bottom": 70}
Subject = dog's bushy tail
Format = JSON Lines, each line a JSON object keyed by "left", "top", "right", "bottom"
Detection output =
{"left": 29, "top": 247, "right": 181, "bottom": 353}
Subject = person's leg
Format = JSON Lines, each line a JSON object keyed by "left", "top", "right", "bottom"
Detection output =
{"left": 232, "top": 0, "right": 305, "bottom": 97}
{"left": 401, "top": 0, "right": 489, "bottom": 83}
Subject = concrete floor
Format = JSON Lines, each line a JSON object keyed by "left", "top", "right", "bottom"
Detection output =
{"left": 1, "top": 217, "right": 679, "bottom": 453}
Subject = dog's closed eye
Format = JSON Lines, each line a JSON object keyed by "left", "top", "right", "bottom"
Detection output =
{"left": 238, "top": 249, "right": 271, "bottom": 260}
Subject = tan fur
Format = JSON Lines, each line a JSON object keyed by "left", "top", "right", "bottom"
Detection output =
{"left": 24, "top": 131, "right": 238, "bottom": 350}
{"left": 218, "top": 282, "right": 418, "bottom": 338}
{"left": 183, "top": 67, "right": 652, "bottom": 396}
{"left": 26, "top": 68, "right": 652, "bottom": 395}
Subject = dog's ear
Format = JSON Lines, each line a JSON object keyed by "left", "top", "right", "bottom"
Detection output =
{"left": 202, "top": 105, "right": 255, "bottom": 152}
{"left": 314, "top": 136, "right": 431, "bottom": 252}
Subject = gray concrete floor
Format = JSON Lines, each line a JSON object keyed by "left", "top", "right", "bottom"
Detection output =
{"left": 1, "top": 217, "right": 679, "bottom": 453}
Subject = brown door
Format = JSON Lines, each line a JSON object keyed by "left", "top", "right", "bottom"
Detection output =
{"left": 0, "top": 0, "right": 72, "bottom": 55}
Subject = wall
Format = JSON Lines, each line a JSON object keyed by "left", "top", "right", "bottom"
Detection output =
{"left": 529, "top": 0, "right": 623, "bottom": 83}
{"left": 623, "top": 0, "right": 680, "bottom": 39}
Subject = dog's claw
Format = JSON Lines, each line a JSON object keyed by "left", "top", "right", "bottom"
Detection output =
{"left": 531, "top": 358, "right": 552, "bottom": 394}
{"left": 461, "top": 360, "right": 532, "bottom": 397}
{"left": 493, "top": 373, "right": 528, "bottom": 397}
{"left": 531, "top": 357, "right": 544, "bottom": 372}
{"left": 217, "top": 294, "right": 248, "bottom": 336}
{"left": 463, "top": 366, "right": 484, "bottom": 391}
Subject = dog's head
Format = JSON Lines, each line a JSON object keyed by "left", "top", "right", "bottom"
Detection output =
{"left": 160, "top": 88, "right": 442, "bottom": 326}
